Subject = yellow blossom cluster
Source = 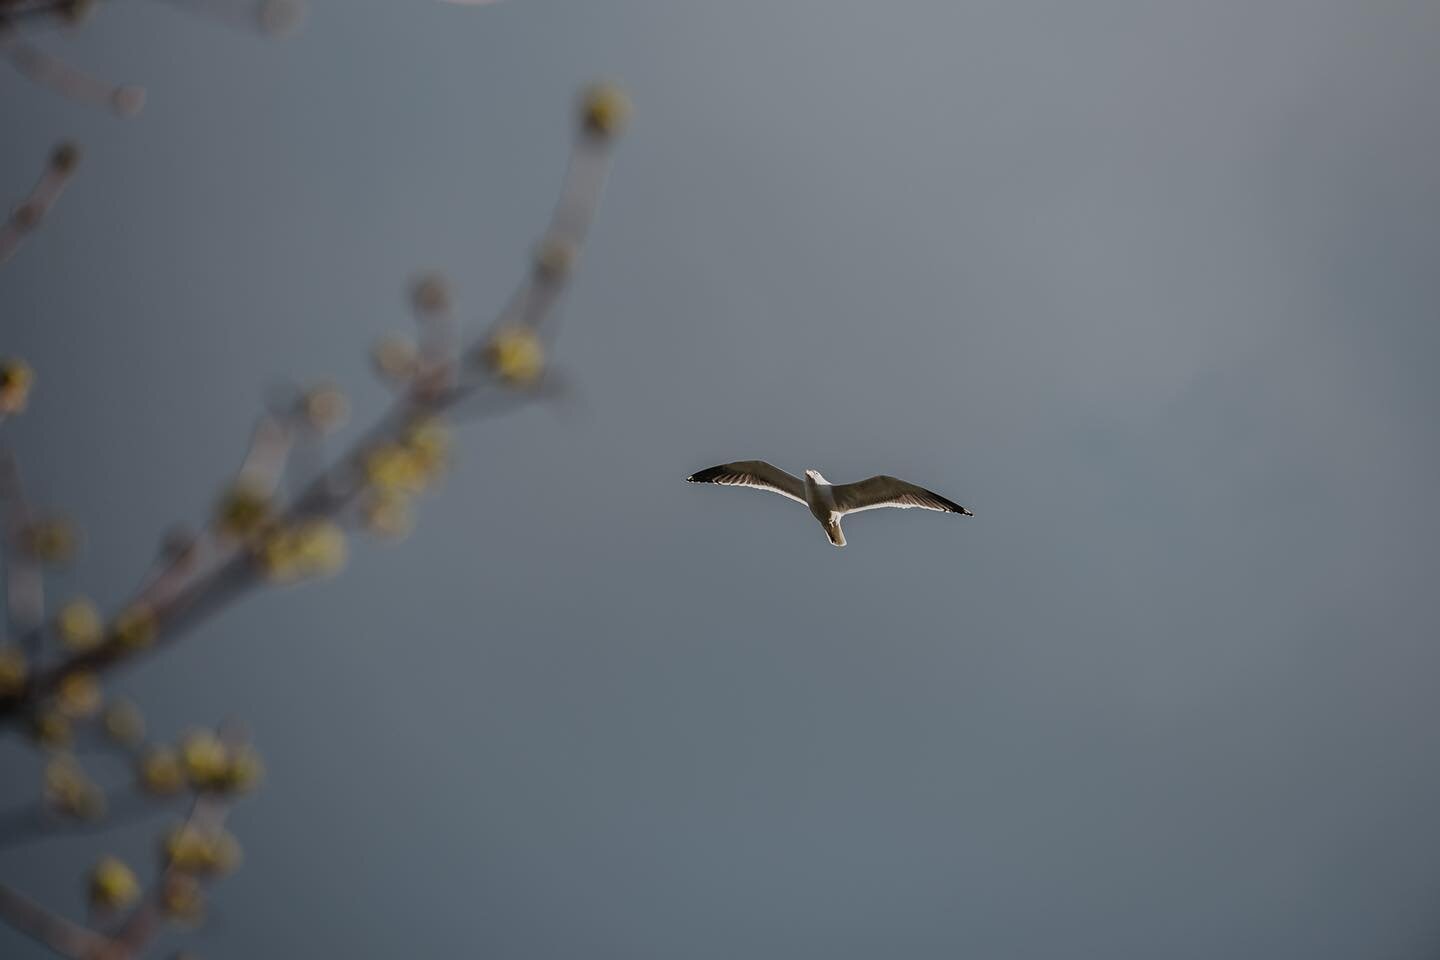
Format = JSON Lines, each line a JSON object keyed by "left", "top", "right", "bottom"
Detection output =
{"left": 110, "top": 603, "right": 157, "bottom": 650}
{"left": 364, "top": 417, "right": 451, "bottom": 494}
{"left": 161, "top": 872, "right": 206, "bottom": 923}
{"left": 214, "top": 482, "right": 276, "bottom": 541}
{"left": 356, "top": 417, "right": 452, "bottom": 540}
{"left": 163, "top": 822, "right": 242, "bottom": 876}
{"left": 0, "top": 358, "right": 34, "bottom": 414}
{"left": 0, "top": 645, "right": 27, "bottom": 699}
{"left": 19, "top": 518, "right": 78, "bottom": 564}
{"left": 44, "top": 754, "right": 106, "bottom": 820}
{"left": 136, "top": 731, "right": 263, "bottom": 795}
{"left": 137, "top": 746, "right": 186, "bottom": 795}
{"left": 102, "top": 698, "right": 146, "bottom": 746}
{"left": 482, "top": 326, "right": 545, "bottom": 386}
{"left": 55, "top": 670, "right": 102, "bottom": 719}
{"left": 580, "top": 82, "right": 631, "bottom": 140}
{"left": 56, "top": 596, "right": 103, "bottom": 651}
{"left": 88, "top": 856, "right": 140, "bottom": 911}
{"left": 363, "top": 444, "right": 427, "bottom": 494}
{"left": 360, "top": 491, "right": 412, "bottom": 539}
{"left": 31, "top": 708, "right": 72, "bottom": 749}
{"left": 12, "top": 647, "right": 141, "bottom": 747}
{"left": 256, "top": 518, "right": 347, "bottom": 583}
{"left": 182, "top": 730, "right": 264, "bottom": 792}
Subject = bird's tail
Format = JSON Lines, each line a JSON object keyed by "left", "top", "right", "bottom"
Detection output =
{"left": 824, "top": 521, "right": 846, "bottom": 548}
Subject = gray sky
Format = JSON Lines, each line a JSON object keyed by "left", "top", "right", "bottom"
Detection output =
{"left": 3, "top": 1, "right": 1440, "bottom": 957}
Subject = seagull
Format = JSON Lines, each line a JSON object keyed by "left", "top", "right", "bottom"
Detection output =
{"left": 685, "top": 460, "right": 972, "bottom": 547}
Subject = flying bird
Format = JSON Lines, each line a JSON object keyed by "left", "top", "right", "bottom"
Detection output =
{"left": 686, "top": 460, "right": 972, "bottom": 547}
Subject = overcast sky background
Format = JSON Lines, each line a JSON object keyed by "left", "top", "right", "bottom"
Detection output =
{"left": 3, "top": 1, "right": 1440, "bottom": 957}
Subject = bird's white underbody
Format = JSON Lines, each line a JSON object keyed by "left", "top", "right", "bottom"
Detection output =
{"left": 686, "top": 461, "right": 972, "bottom": 547}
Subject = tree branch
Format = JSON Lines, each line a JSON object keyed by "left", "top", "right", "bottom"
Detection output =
{"left": 0, "top": 96, "right": 622, "bottom": 729}
{"left": 0, "top": 881, "right": 115, "bottom": 960}
{"left": 0, "top": 788, "right": 183, "bottom": 852}
{"left": 0, "top": 141, "right": 80, "bottom": 266}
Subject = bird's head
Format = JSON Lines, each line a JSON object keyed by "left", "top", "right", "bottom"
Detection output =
{"left": 804, "top": 469, "right": 829, "bottom": 484}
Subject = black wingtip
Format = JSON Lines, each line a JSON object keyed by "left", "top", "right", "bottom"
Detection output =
{"left": 932, "top": 492, "right": 972, "bottom": 515}
{"left": 687, "top": 465, "right": 723, "bottom": 484}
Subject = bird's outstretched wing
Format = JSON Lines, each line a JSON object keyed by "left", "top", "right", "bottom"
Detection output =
{"left": 832, "top": 476, "right": 972, "bottom": 516}
{"left": 686, "top": 461, "right": 806, "bottom": 505}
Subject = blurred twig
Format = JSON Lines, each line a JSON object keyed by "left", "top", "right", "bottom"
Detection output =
{"left": 0, "top": 13, "right": 145, "bottom": 116}
{"left": 0, "top": 788, "right": 181, "bottom": 852}
{"left": 0, "top": 141, "right": 79, "bottom": 266}
{"left": 159, "top": 0, "right": 306, "bottom": 37}
{"left": 0, "top": 881, "right": 112, "bottom": 960}
{"left": 111, "top": 764, "right": 235, "bottom": 954}
{"left": 0, "top": 0, "right": 302, "bottom": 117}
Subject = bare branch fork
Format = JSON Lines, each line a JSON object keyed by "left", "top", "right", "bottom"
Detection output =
{"left": 0, "top": 83, "right": 630, "bottom": 959}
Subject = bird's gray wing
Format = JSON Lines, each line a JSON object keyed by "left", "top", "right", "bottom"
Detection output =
{"left": 685, "top": 461, "right": 806, "bottom": 505}
{"left": 831, "top": 476, "right": 973, "bottom": 516}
